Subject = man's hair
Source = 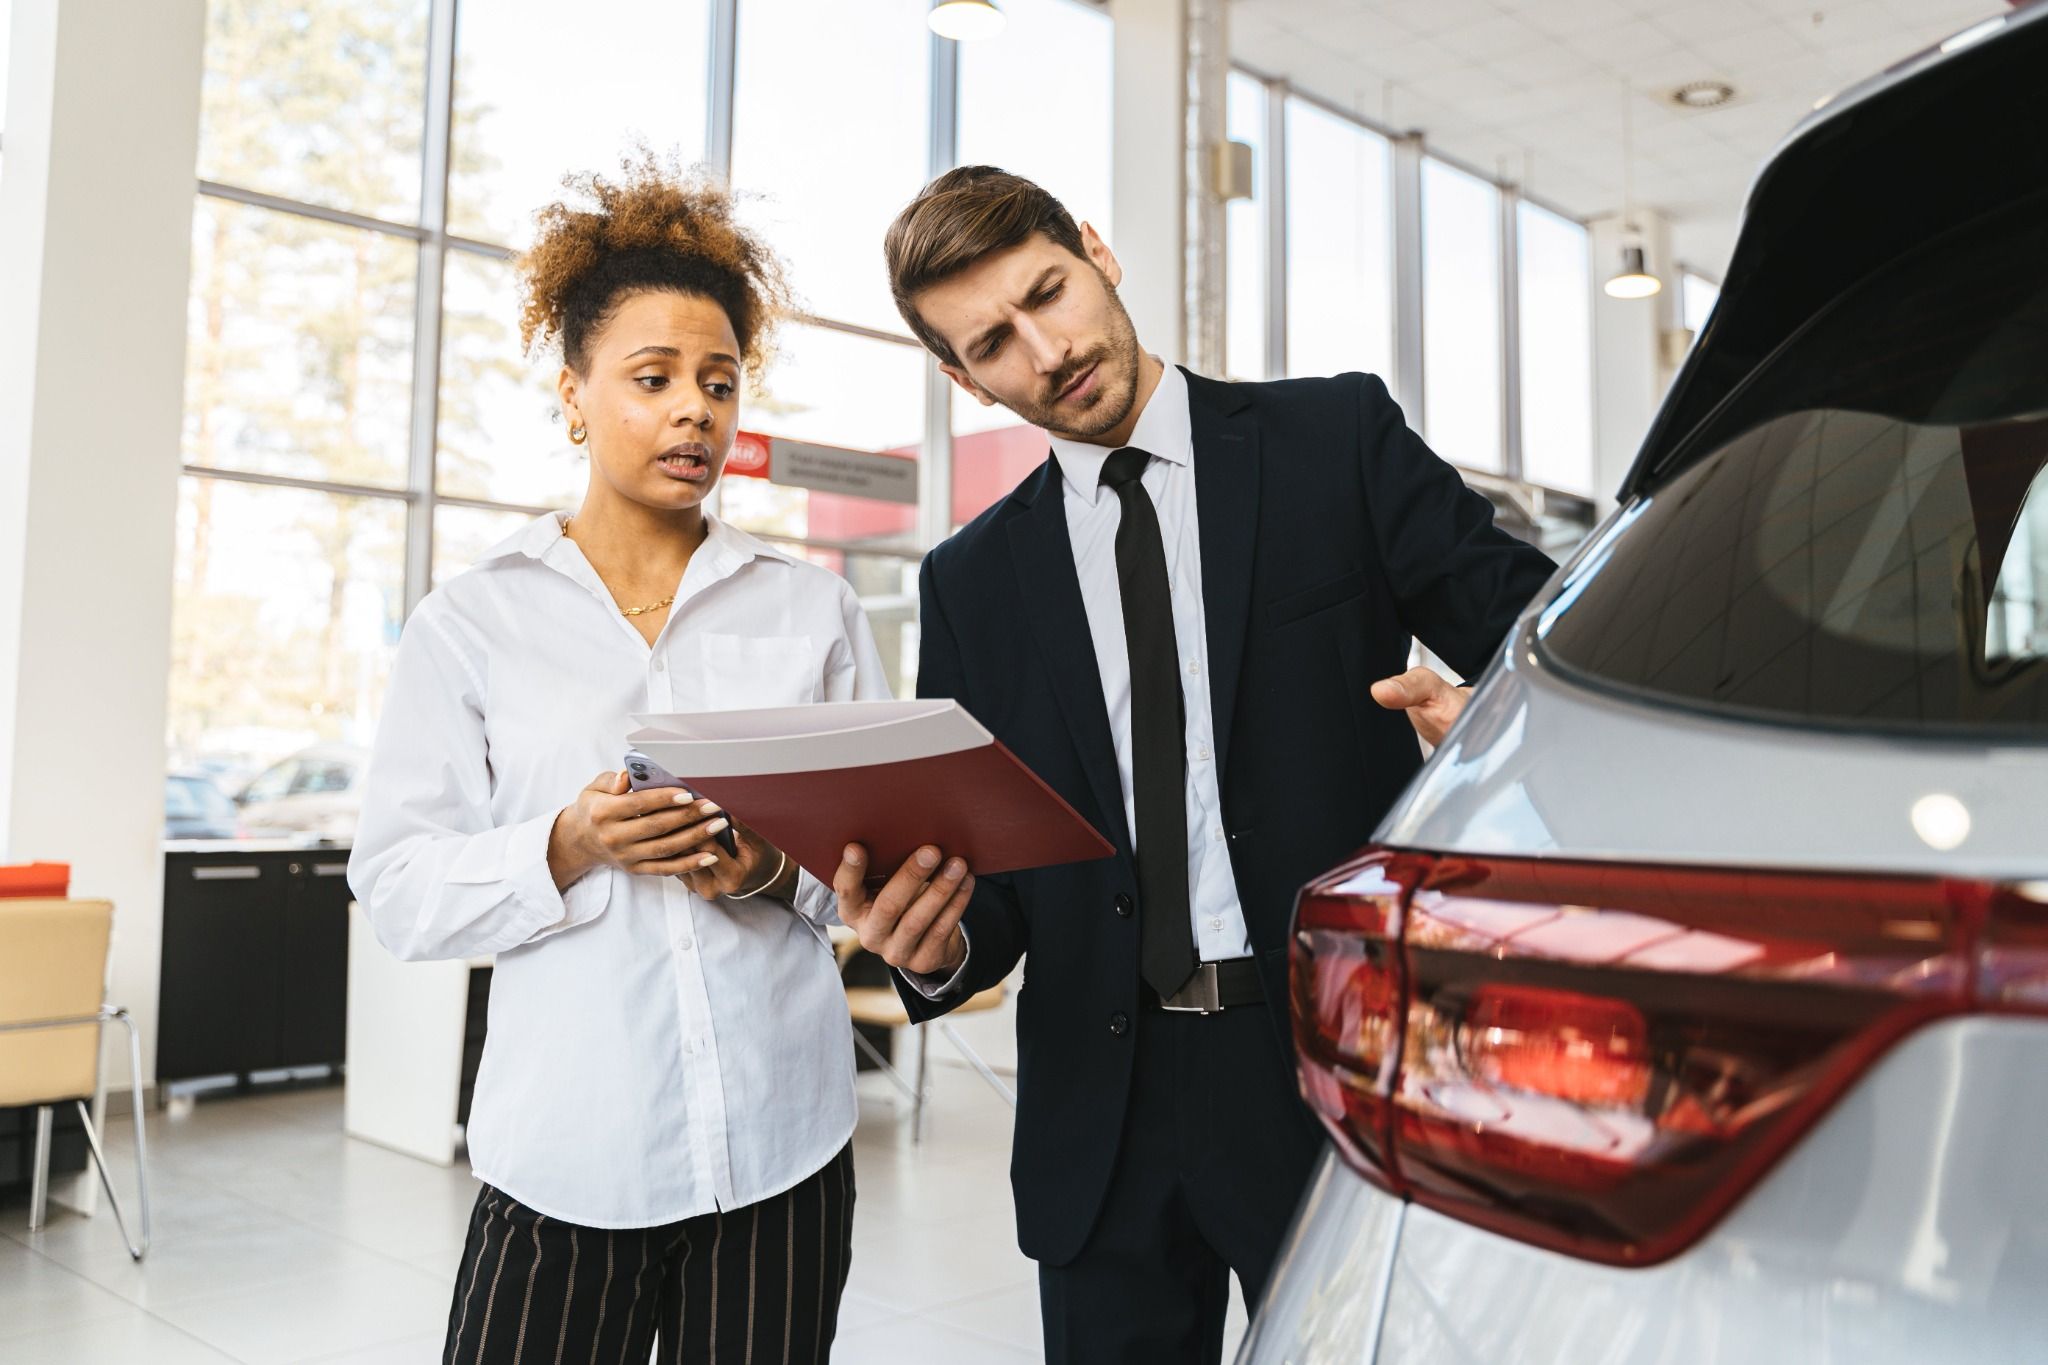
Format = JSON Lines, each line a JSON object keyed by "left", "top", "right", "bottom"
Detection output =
{"left": 884, "top": 166, "right": 1088, "bottom": 366}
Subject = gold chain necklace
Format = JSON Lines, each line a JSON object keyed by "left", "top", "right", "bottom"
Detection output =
{"left": 563, "top": 517, "right": 675, "bottom": 618}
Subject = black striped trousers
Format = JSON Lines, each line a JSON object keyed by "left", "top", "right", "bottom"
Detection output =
{"left": 443, "top": 1145, "right": 855, "bottom": 1365}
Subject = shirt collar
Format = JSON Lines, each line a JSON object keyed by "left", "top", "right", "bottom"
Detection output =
{"left": 1047, "top": 360, "right": 1192, "bottom": 507}
{"left": 476, "top": 509, "right": 798, "bottom": 575}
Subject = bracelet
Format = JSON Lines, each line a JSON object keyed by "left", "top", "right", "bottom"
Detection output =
{"left": 727, "top": 848, "right": 788, "bottom": 901}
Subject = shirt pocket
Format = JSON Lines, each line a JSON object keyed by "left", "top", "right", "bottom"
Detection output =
{"left": 689, "top": 633, "right": 822, "bottom": 710}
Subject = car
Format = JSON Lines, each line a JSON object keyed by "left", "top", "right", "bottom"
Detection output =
{"left": 1241, "top": 9, "right": 2048, "bottom": 1365}
{"left": 233, "top": 743, "right": 369, "bottom": 842}
{"left": 164, "top": 771, "right": 243, "bottom": 840}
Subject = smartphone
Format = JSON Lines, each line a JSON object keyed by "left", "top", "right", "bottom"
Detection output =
{"left": 623, "top": 749, "right": 739, "bottom": 858}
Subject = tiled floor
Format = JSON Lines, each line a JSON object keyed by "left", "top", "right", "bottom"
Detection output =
{"left": 0, "top": 1060, "right": 1247, "bottom": 1362}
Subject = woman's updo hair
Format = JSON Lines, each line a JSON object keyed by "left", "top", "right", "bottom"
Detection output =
{"left": 518, "top": 153, "right": 792, "bottom": 378}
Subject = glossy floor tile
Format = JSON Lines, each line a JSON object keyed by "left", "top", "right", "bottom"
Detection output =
{"left": 1, "top": 1058, "right": 1249, "bottom": 1361}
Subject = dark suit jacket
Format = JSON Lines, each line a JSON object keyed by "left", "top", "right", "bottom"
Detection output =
{"left": 898, "top": 367, "right": 1557, "bottom": 1264}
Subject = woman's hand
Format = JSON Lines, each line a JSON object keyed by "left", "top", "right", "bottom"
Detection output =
{"left": 547, "top": 771, "right": 745, "bottom": 888}
{"left": 672, "top": 816, "right": 798, "bottom": 903}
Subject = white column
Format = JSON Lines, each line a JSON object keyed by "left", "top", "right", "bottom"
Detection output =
{"left": 0, "top": 0, "right": 206, "bottom": 1091}
{"left": 1110, "top": 0, "right": 1188, "bottom": 365}
{"left": 1589, "top": 210, "right": 1676, "bottom": 510}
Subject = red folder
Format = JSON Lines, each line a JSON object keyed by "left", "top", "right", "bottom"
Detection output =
{"left": 630, "top": 701, "right": 1115, "bottom": 887}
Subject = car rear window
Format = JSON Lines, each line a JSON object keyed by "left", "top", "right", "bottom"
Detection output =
{"left": 1538, "top": 195, "right": 2048, "bottom": 735}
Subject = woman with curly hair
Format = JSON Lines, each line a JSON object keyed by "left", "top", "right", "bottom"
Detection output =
{"left": 348, "top": 159, "right": 931, "bottom": 1364}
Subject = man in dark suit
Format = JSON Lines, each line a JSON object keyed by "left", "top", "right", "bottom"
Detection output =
{"left": 829, "top": 166, "right": 1557, "bottom": 1363}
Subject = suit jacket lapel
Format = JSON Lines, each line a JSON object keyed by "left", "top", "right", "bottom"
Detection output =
{"left": 1006, "top": 461, "right": 1134, "bottom": 859}
{"left": 1186, "top": 371, "right": 1260, "bottom": 787}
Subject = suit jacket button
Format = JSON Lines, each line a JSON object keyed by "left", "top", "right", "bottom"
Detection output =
{"left": 1109, "top": 1011, "right": 1129, "bottom": 1036}
{"left": 1114, "top": 893, "right": 1134, "bottom": 918}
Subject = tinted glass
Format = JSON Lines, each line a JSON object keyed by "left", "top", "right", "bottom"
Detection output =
{"left": 1539, "top": 197, "right": 2048, "bottom": 734}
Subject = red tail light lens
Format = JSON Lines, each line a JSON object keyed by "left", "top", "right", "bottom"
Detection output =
{"left": 1459, "top": 985, "right": 1652, "bottom": 1108}
{"left": 1289, "top": 851, "right": 1423, "bottom": 1187}
{"left": 1292, "top": 850, "right": 2044, "bottom": 1266}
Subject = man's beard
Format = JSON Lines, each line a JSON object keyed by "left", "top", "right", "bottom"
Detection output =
{"left": 1000, "top": 283, "right": 1145, "bottom": 440}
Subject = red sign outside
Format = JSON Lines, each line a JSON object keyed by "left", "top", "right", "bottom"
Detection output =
{"left": 727, "top": 430, "right": 772, "bottom": 479}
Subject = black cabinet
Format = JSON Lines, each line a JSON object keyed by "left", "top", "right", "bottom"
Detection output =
{"left": 0, "top": 1104, "right": 86, "bottom": 1193}
{"left": 158, "top": 846, "right": 353, "bottom": 1085}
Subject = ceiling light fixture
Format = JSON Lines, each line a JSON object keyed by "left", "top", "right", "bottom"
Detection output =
{"left": 1605, "top": 81, "right": 1663, "bottom": 300}
{"left": 929, "top": 0, "right": 1005, "bottom": 40}
{"left": 1670, "top": 80, "right": 1736, "bottom": 109}
{"left": 1605, "top": 244, "right": 1662, "bottom": 299}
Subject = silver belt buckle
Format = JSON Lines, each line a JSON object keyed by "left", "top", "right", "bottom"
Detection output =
{"left": 1161, "top": 962, "right": 1222, "bottom": 1014}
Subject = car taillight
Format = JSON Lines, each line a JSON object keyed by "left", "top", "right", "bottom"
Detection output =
{"left": 1291, "top": 849, "right": 2047, "bottom": 1266}
{"left": 1290, "top": 852, "right": 1425, "bottom": 1186}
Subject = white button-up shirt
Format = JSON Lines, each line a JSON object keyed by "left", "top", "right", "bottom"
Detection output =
{"left": 349, "top": 511, "right": 888, "bottom": 1228}
{"left": 1047, "top": 362, "right": 1252, "bottom": 964}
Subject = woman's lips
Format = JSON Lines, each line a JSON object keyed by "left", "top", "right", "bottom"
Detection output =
{"left": 656, "top": 450, "right": 711, "bottom": 482}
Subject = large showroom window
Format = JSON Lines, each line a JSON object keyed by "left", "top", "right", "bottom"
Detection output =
{"left": 166, "top": 0, "right": 1599, "bottom": 823}
{"left": 950, "top": 0, "right": 1115, "bottom": 529}
{"left": 1421, "top": 156, "right": 1505, "bottom": 474}
{"left": 1224, "top": 70, "right": 1269, "bottom": 382}
{"left": 1283, "top": 96, "right": 1395, "bottom": 388}
{"left": 1517, "top": 199, "right": 1595, "bottom": 496}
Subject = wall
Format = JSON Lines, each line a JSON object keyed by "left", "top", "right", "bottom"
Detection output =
{"left": 0, "top": 0, "right": 206, "bottom": 1091}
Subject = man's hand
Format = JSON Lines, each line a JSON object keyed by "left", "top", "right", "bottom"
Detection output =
{"left": 1370, "top": 666, "right": 1469, "bottom": 748}
{"left": 833, "top": 844, "right": 973, "bottom": 977}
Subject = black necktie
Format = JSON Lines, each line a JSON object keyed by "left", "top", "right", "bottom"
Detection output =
{"left": 1100, "top": 447, "right": 1195, "bottom": 999}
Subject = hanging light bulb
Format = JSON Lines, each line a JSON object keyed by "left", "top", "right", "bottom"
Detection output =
{"left": 1603, "top": 82, "right": 1662, "bottom": 300}
{"left": 1605, "top": 239, "right": 1662, "bottom": 299}
{"left": 929, "top": 0, "right": 1005, "bottom": 40}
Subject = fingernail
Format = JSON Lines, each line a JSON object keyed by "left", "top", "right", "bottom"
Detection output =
{"left": 918, "top": 848, "right": 939, "bottom": 869}
{"left": 844, "top": 845, "right": 862, "bottom": 864}
{"left": 700, "top": 801, "right": 720, "bottom": 814}
{"left": 699, "top": 854, "right": 718, "bottom": 867}
{"left": 672, "top": 791, "right": 694, "bottom": 804}
{"left": 945, "top": 859, "right": 965, "bottom": 880}
{"left": 706, "top": 818, "right": 730, "bottom": 834}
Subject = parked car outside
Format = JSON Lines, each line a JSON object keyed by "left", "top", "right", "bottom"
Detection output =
{"left": 233, "top": 743, "right": 369, "bottom": 842}
{"left": 1242, "top": 9, "right": 2048, "bottom": 1364}
{"left": 164, "top": 771, "right": 243, "bottom": 840}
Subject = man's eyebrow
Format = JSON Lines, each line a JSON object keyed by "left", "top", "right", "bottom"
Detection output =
{"left": 968, "top": 267, "right": 1064, "bottom": 356}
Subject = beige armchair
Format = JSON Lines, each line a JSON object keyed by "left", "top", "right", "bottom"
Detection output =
{"left": 0, "top": 898, "right": 151, "bottom": 1259}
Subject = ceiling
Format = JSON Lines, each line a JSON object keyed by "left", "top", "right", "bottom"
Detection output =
{"left": 1228, "top": 0, "right": 2002, "bottom": 274}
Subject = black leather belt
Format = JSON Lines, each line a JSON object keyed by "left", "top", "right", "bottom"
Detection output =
{"left": 1142, "top": 958, "right": 1264, "bottom": 1013}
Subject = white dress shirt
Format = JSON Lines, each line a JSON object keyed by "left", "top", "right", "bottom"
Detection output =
{"left": 348, "top": 511, "right": 888, "bottom": 1228}
{"left": 1045, "top": 362, "right": 1252, "bottom": 964}
{"left": 913, "top": 364, "right": 1251, "bottom": 1000}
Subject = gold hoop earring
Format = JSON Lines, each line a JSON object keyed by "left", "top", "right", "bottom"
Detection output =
{"left": 568, "top": 424, "right": 587, "bottom": 445}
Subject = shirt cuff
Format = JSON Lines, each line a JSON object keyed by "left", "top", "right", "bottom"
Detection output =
{"left": 506, "top": 809, "right": 612, "bottom": 942}
{"left": 901, "top": 924, "right": 972, "bottom": 1000}
{"left": 790, "top": 867, "right": 840, "bottom": 928}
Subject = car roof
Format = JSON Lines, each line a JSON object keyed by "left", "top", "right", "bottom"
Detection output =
{"left": 1618, "top": 2, "right": 2048, "bottom": 502}
{"left": 271, "top": 744, "right": 370, "bottom": 765}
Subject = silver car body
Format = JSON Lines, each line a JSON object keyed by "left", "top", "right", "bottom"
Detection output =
{"left": 1240, "top": 7, "right": 2048, "bottom": 1361}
